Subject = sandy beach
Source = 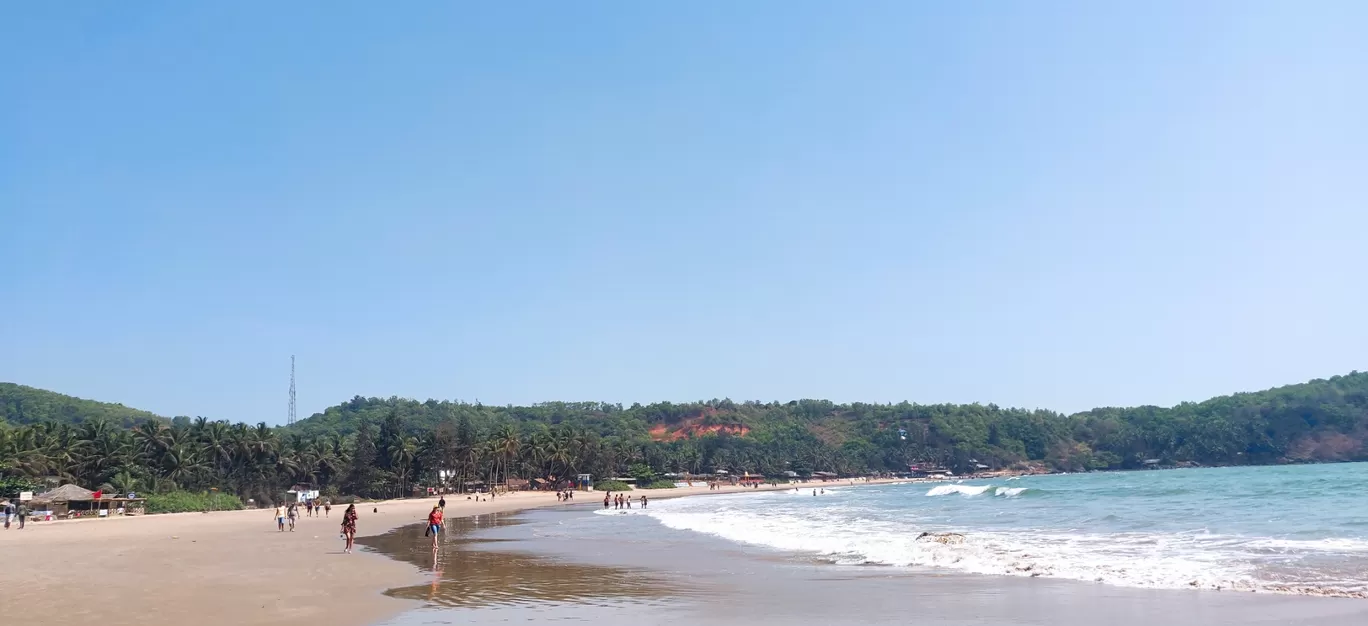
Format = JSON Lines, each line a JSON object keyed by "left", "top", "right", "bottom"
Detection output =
{"left": 0, "top": 480, "right": 873, "bottom": 625}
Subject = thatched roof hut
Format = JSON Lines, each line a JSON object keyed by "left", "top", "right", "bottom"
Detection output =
{"left": 35, "top": 484, "right": 95, "bottom": 502}
{"left": 31, "top": 484, "right": 145, "bottom": 518}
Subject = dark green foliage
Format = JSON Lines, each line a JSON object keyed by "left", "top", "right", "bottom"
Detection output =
{"left": 1, "top": 371, "right": 1365, "bottom": 511}
{"left": 0, "top": 475, "right": 40, "bottom": 498}
{"left": 628, "top": 463, "right": 657, "bottom": 484}
{"left": 640, "top": 479, "right": 677, "bottom": 489}
{"left": 593, "top": 480, "right": 633, "bottom": 492}
{"left": 144, "top": 490, "right": 246, "bottom": 514}
{"left": 1, "top": 383, "right": 166, "bottom": 428}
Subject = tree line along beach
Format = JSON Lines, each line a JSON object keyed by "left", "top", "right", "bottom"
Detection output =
{"left": 2, "top": 372, "right": 1368, "bottom": 624}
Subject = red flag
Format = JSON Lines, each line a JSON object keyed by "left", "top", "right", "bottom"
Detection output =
{"left": 92, "top": 490, "right": 103, "bottom": 500}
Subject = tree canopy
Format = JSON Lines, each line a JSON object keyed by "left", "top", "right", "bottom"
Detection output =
{"left": 2, "top": 371, "right": 1365, "bottom": 503}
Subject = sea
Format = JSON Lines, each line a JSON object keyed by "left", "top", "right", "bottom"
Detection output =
{"left": 371, "top": 463, "right": 1368, "bottom": 626}
{"left": 636, "top": 463, "right": 1368, "bottom": 597}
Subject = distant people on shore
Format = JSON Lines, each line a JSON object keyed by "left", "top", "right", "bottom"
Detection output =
{"left": 274, "top": 504, "right": 286, "bottom": 531}
{"left": 639, "top": 495, "right": 647, "bottom": 508}
{"left": 287, "top": 503, "right": 298, "bottom": 531}
{"left": 341, "top": 504, "right": 358, "bottom": 553}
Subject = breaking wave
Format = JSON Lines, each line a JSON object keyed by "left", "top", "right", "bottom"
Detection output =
{"left": 924, "top": 484, "right": 1032, "bottom": 498}
{"left": 636, "top": 470, "right": 1368, "bottom": 599}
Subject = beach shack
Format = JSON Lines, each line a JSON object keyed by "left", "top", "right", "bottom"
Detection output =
{"left": 31, "top": 485, "right": 146, "bottom": 519}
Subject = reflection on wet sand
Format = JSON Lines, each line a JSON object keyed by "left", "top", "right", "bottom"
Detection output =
{"left": 359, "top": 512, "right": 687, "bottom": 609}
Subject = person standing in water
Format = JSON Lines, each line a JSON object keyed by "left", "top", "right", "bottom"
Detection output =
{"left": 341, "top": 504, "right": 358, "bottom": 553}
{"left": 427, "top": 505, "right": 444, "bottom": 550}
{"left": 603, "top": 493, "right": 611, "bottom": 509}
{"left": 639, "top": 495, "right": 647, "bottom": 508}
{"left": 274, "top": 504, "right": 286, "bottom": 531}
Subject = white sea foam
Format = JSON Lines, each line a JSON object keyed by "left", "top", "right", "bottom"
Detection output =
{"left": 592, "top": 508, "right": 650, "bottom": 516}
{"left": 925, "top": 484, "right": 992, "bottom": 497}
{"left": 925, "top": 484, "right": 1029, "bottom": 498}
{"left": 638, "top": 489, "right": 1368, "bottom": 597}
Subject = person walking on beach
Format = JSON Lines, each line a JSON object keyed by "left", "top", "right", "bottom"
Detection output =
{"left": 274, "top": 504, "right": 286, "bottom": 531}
{"left": 3, "top": 501, "right": 13, "bottom": 529}
{"left": 324, "top": 501, "right": 331, "bottom": 517}
{"left": 287, "top": 503, "right": 298, "bottom": 531}
{"left": 439, "top": 495, "right": 446, "bottom": 510}
{"left": 341, "top": 504, "right": 358, "bottom": 553}
{"left": 427, "top": 505, "right": 444, "bottom": 550}
{"left": 16, "top": 502, "right": 28, "bottom": 528}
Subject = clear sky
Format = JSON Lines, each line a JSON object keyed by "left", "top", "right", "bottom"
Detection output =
{"left": 3, "top": 2, "right": 1365, "bottom": 424}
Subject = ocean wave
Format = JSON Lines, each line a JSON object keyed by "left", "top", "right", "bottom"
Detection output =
{"left": 925, "top": 484, "right": 992, "bottom": 497}
{"left": 925, "top": 484, "right": 1033, "bottom": 498}
{"left": 640, "top": 502, "right": 1368, "bottom": 598}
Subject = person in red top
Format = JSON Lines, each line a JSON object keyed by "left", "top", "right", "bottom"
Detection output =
{"left": 427, "top": 505, "right": 443, "bottom": 549}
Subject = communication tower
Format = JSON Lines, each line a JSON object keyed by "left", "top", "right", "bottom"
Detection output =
{"left": 287, "top": 355, "right": 297, "bottom": 426}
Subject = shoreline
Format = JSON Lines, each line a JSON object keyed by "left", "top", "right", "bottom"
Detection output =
{"left": 372, "top": 494, "right": 1368, "bottom": 626}
{"left": 0, "top": 478, "right": 901, "bottom": 625}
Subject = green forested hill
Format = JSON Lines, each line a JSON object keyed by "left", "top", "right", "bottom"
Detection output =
{"left": 0, "top": 383, "right": 167, "bottom": 428}
{"left": 2, "top": 372, "right": 1365, "bottom": 503}
{"left": 288, "top": 371, "right": 1368, "bottom": 473}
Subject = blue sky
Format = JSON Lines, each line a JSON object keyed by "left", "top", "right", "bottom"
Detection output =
{"left": 3, "top": 2, "right": 1365, "bottom": 424}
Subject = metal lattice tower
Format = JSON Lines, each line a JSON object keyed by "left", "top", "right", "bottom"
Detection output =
{"left": 287, "top": 355, "right": 297, "bottom": 426}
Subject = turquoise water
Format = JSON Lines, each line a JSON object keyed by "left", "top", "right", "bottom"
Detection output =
{"left": 640, "top": 463, "right": 1368, "bottom": 596}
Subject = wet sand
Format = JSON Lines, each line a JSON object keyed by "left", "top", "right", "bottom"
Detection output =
{"left": 373, "top": 506, "right": 1368, "bottom": 626}
{"left": 0, "top": 480, "right": 853, "bottom": 625}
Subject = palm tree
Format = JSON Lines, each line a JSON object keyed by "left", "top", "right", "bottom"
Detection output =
{"left": 389, "top": 436, "right": 418, "bottom": 496}
{"left": 494, "top": 424, "right": 520, "bottom": 490}
{"left": 162, "top": 443, "right": 207, "bottom": 488}
{"left": 109, "top": 470, "right": 141, "bottom": 495}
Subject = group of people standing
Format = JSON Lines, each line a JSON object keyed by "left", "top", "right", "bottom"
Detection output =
{"left": 273, "top": 500, "right": 334, "bottom": 532}
{"left": 556, "top": 490, "right": 575, "bottom": 502}
{"left": 603, "top": 492, "right": 646, "bottom": 510}
{"left": 2, "top": 501, "right": 28, "bottom": 529}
